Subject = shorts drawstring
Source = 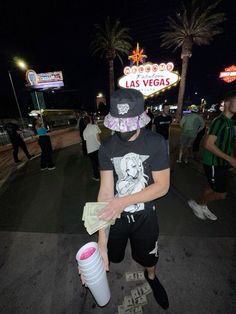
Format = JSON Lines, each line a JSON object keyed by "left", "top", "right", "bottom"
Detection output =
{"left": 126, "top": 214, "right": 135, "bottom": 223}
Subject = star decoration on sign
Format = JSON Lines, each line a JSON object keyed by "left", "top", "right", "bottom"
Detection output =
{"left": 128, "top": 43, "right": 147, "bottom": 66}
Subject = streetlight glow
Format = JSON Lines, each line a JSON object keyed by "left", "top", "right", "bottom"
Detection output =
{"left": 16, "top": 59, "right": 28, "bottom": 70}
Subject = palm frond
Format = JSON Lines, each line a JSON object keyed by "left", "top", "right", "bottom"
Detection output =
{"left": 160, "top": 0, "right": 226, "bottom": 51}
{"left": 90, "top": 16, "right": 132, "bottom": 63}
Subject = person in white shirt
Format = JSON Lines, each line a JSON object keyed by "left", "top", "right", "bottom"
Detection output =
{"left": 83, "top": 116, "right": 101, "bottom": 181}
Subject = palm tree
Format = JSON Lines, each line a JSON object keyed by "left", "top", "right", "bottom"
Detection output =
{"left": 90, "top": 17, "right": 132, "bottom": 99}
{"left": 161, "top": 0, "right": 225, "bottom": 120}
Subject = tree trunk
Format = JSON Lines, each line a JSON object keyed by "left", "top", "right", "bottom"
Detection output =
{"left": 108, "top": 59, "right": 115, "bottom": 100}
{"left": 176, "top": 56, "right": 189, "bottom": 121}
{"left": 176, "top": 37, "right": 193, "bottom": 122}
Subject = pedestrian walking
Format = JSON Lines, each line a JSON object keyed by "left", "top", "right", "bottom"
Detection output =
{"left": 188, "top": 91, "right": 236, "bottom": 221}
{"left": 37, "top": 126, "right": 55, "bottom": 171}
{"left": 83, "top": 116, "right": 101, "bottom": 181}
{"left": 95, "top": 89, "right": 170, "bottom": 310}
{"left": 145, "top": 108, "right": 154, "bottom": 130}
{"left": 79, "top": 112, "right": 88, "bottom": 156}
{"left": 4, "top": 120, "right": 34, "bottom": 163}
{"left": 154, "top": 103, "right": 172, "bottom": 153}
{"left": 177, "top": 105, "right": 205, "bottom": 163}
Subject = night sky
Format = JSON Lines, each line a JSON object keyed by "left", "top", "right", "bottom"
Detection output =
{"left": 0, "top": 0, "right": 235, "bottom": 118}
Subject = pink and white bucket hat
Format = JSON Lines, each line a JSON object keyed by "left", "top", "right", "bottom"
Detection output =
{"left": 104, "top": 89, "right": 150, "bottom": 132}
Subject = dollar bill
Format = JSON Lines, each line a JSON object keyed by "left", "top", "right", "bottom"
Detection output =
{"left": 131, "top": 283, "right": 152, "bottom": 301}
{"left": 82, "top": 202, "right": 120, "bottom": 235}
{"left": 125, "top": 271, "right": 145, "bottom": 282}
{"left": 118, "top": 304, "right": 143, "bottom": 314}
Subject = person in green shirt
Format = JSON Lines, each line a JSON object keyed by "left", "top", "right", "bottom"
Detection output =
{"left": 188, "top": 90, "right": 236, "bottom": 220}
{"left": 177, "top": 105, "right": 205, "bottom": 163}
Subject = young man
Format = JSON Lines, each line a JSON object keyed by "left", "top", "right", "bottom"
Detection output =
{"left": 177, "top": 105, "right": 205, "bottom": 164}
{"left": 97, "top": 89, "right": 170, "bottom": 310}
{"left": 83, "top": 116, "right": 101, "bottom": 181}
{"left": 154, "top": 103, "right": 172, "bottom": 152}
{"left": 188, "top": 91, "right": 236, "bottom": 220}
{"left": 4, "top": 120, "right": 34, "bottom": 163}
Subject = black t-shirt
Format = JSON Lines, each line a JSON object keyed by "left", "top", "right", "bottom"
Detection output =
{"left": 99, "top": 128, "right": 169, "bottom": 213}
{"left": 154, "top": 114, "right": 172, "bottom": 140}
{"left": 4, "top": 122, "right": 21, "bottom": 141}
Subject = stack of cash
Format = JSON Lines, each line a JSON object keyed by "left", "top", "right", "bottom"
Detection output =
{"left": 82, "top": 202, "right": 118, "bottom": 235}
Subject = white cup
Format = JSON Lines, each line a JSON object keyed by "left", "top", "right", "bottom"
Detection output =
{"left": 83, "top": 266, "right": 105, "bottom": 283}
{"left": 76, "top": 243, "right": 100, "bottom": 266}
{"left": 87, "top": 272, "right": 111, "bottom": 307}
{"left": 76, "top": 242, "right": 110, "bottom": 307}
{"left": 78, "top": 255, "right": 103, "bottom": 271}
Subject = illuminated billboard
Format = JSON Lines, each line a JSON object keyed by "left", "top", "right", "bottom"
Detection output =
{"left": 26, "top": 70, "right": 64, "bottom": 89}
{"left": 219, "top": 65, "right": 236, "bottom": 83}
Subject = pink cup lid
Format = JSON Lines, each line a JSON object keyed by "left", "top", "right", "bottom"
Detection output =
{"left": 80, "top": 247, "right": 96, "bottom": 260}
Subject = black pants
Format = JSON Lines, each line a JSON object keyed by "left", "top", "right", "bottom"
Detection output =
{"left": 11, "top": 138, "right": 31, "bottom": 162}
{"left": 38, "top": 136, "right": 54, "bottom": 168}
{"left": 81, "top": 138, "right": 87, "bottom": 156}
{"left": 88, "top": 150, "right": 99, "bottom": 179}
{"left": 193, "top": 127, "right": 206, "bottom": 152}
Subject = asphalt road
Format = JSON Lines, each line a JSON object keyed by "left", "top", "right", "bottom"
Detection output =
{"left": 0, "top": 128, "right": 236, "bottom": 314}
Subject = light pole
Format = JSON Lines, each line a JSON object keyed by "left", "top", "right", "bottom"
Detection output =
{"left": 8, "top": 58, "right": 28, "bottom": 130}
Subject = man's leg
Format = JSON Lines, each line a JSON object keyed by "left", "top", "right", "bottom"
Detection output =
{"left": 89, "top": 151, "right": 99, "bottom": 179}
{"left": 19, "top": 139, "right": 32, "bottom": 159}
{"left": 12, "top": 142, "right": 20, "bottom": 162}
{"left": 198, "top": 186, "right": 227, "bottom": 205}
{"left": 146, "top": 265, "right": 156, "bottom": 279}
{"left": 130, "top": 211, "right": 169, "bottom": 310}
{"left": 189, "top": 165, "right": 227, "bottom": 220}
{"left": 177, "top": 145, "right": 183, "bottom": 162}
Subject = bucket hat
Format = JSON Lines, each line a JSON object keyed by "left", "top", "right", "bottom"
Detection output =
{"left": 104, "top": 89, "right": 150, "bottom": 132}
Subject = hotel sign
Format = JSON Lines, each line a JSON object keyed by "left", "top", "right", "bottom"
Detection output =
{"left": 26, "top": 70, "right": 64, "bottom": 89}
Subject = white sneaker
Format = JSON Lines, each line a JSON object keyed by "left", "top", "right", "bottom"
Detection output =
{"left": 202, "top": 206, "right": 217, "bottom": 220}
{"left": 188, "top": 200, "right": 206, "bottom": 220}
{"left": 176, "top": 159, "right": 182, "bottom": 163}
{"left": 48, "top": 166, "right": 56, "bottom": 170}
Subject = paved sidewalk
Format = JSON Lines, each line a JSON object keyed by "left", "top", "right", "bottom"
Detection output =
{"left": 0, "top": 127, "right": 81, "bottom": 187}
{"left": 0, "top": 125, "right": 235, "bottom": 313}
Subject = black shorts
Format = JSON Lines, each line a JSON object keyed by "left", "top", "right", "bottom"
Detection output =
{"left": 203, "top": 164, "right": 228, "bottom": 193}
{"left": 107, "top": 208, "right": 159, "bottom": 268}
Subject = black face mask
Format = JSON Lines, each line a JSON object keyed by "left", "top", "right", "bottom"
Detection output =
{"left": 115, "top": 130, "right": 137, "bottom": 141}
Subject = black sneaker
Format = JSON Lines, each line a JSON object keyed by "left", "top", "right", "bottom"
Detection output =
{"left": 144, "top": 270, "right": 169, "bottom": 310}
{"left": 28, "top": 154, "right": 35, "bottom": 160}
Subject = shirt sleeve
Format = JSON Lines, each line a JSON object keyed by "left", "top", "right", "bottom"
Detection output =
{"left": 83, "top": 130, "right": 87, "bottom": 140}
{"left": 98, "top": 144, "right": 113, "bottom": 171}
{"left": 208, "top": 118, "right": 222, "bottom": 136}
{"left": 95, "top": 125, "right": 101, "bottom": 134}
{"left": 150, "top": 136, "right": 170, "bottom": 171}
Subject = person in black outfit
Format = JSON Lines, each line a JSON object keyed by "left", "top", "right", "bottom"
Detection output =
{"left": 145, "top": 108, "right": 154, "bottom": 130}
{"left": 79, "top": 112, "right": 88, "bottom": 156}
{"left": 4, "top": 121, "right": 34, "bottom": 163}
{"left": 37, "top": 126, "right": 55, "bottom": 170}
{"left": 154, "top": 104, "right": 172, "bottom": 153}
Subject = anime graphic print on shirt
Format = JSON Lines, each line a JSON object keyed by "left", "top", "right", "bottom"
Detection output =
{"left": 112, "top": 153, "right": 149, "bottom": 213}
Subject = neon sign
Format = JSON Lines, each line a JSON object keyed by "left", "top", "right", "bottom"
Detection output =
{"left": 219, "top": 65, "right": 236, "bottom": 83}
{"left": 118, "top": 62, "right": 180, "bottom": 97}
{"left": 26, "top": 70, "right": 64, "bottom": 89}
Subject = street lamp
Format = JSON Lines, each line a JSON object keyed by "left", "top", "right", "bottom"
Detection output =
{"left": 8, "top": 58, "right": 28, "bottom": 129}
